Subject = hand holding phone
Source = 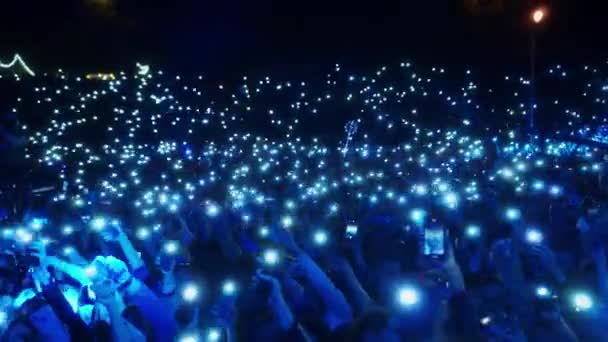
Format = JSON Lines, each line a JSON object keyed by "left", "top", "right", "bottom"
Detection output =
{"left": 345, "top": 224, "right": 358, "bottom": 239}
{"left": 423, "top": 224, "right": 446, "bottom": 257}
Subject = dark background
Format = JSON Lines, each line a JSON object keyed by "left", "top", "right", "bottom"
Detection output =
{"left": 1, "top": 0, "right": 606, "bottom": 76}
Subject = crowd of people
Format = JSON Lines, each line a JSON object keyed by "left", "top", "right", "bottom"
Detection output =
{"left": 1, "top": 60, "right": 608, "bottom": 341}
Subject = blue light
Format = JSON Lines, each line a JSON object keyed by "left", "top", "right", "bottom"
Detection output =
{"left": 164, "top": 241, "right": 180, "bottom": 255}
{"left": 536, "top": 286, "right": 551, "bottom": 298}
{"left": 505, "top": 208, "right": 521, "bottom": 221}
{"left": 30, "top": 218, "right": 46, "bottom": 231}
{"left": 397, "top": 286, "right": 420, "bottom": 307}
{"left": 410, "top": 209, "right": 426, "bottom": 225}
{"left": 281, "top": 215, "right": 293, "bottom": 228}
{"left": 179, "top": 333, "right": 200, "bottom": 342}
{"left": 205, "top": 203, "right": 220, "bottom": 217}
{"left": 206, "top": 328, "right": 221, "bottom": 342}
{"left": 262, "top": 249, "right": 280, "bottom": 266}
{"left": 465, "top": 225, "right": 480, "bottom": 238}
{"left": 313, "top": 230, "right": 328, "bottom": 246}
{"left": 91, "top": 217, "right": 107, "bottom": 231}
{"left": 0, "top": 311, "right": 7, "bottom": 327}
{"left": 258, "top": 226, "right": 270, "bottom": 238}
{"left": 222, "top": 280, "right": 237, "bottom": 296}
{"left": 443, "top": 192, "right": 459, "bottom": 209}
{"left": 525, "top": 228, "right": 543, "bottom": 244}
{"left": 413, "top": 184, "right": 428, "bottom": 196}
{"left": 572, "top": 292, "right": 593, "bottom": 311}
{"left": 532, "top": 180, "right": 545, "bottom": 190}
{"left": 181, "top": 283, "right": 200, "bottom": 302}
{"left": 549, "top": 185, "right": 562, "bottom": 197}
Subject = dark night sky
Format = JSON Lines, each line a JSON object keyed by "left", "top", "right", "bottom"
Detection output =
{"left": 1, "top": 0, "right": 607, "bottom": 75}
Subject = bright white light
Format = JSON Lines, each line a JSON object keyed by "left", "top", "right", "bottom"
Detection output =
{"left": 536, "top": 286, "right": 550, "bottom": 298}
{"left": 0, "top": 311, "right": 7, "bottom": 326}
{"left": 525, "top": 229, "right": 543, "bottom": 244}
{"left": 549, "top": 185, "right": 562, "bottom": 197}
{"left": 30, "top": 218, "right": 45, "bottom": 231}
{"left": 410, "top": 209, "right": 426, "bottom": 225}
{"left": 505, "top": 208, "right": 521, "bottom": 221}
{"left": 179, "top": 334, "right": 200, "bottom": 342}
{"left": 532, "top": 180, "right": 545, "bottom": 190}
{"left": 136, "top": 227, "right": 150, "bottom": 240}
{"left": 572, "top": 292, "right": 593, "bottom": 311}
{"left": 414, "top": 184, "right": 428, "bottom": 196}
{"left": 207, "top": 328, "right": 221, "bottom": 342}
{"left": 281, "top": 215, "right": 293, "bottom": 228}
{"left": 164, "top": 241, "right": 179, "bottom": 255}
{"left": 397, "top": 286, "right": 420, "bottom": 307}
{"left": 205, "top": 203, "right": 220, "bottom": 217}
{"left": 465, "top": 225, "right": 480, "bottom": 238}
{"left": 443, "top": 192, "right": 459, "bottom": 208}
{"left": 62, "top": 225, "right": 74, "bottom": 235}
{"left": 91, "top": 217, "right": 107, "bottom": 231}
{"left": 259, "top": 227, "right": 270, "bottom": 238}
{"left": 263, "top": 249, "right": 280, "bottom": 266}
{"left": 84, "top": 265, "right": 98, "bottom": 278}
{"left": 346, "top": 225, "right": 358, "bottom": 237}
{"left": 181, "top": 283, "right": 199, "bottom": 302}
{"left": 501, "top": 168, "right": 514, "bottom": 179}
{"left": 285, "top": 200, "right": 296, "bottom": 210}
{"left": 15, "top": 229, "right": 33, "bottom": 244}
{"left": 532, "top": 8, "right": 546, "bottom": 24}
{"left": 136, "top": 63, "right": 150, "bottom": 76}
{"left": 222, "top": 280, "right": 237, "bottom": 296}
{"left": 0, "top": 54, "right": 35, "bottom": 76}
{"left": 313, "top": 230, "right": 328, "bottom": 246}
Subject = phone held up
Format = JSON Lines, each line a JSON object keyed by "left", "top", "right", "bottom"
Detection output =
{"left": 422, "top": 222, "right": 446, "bottom": 258}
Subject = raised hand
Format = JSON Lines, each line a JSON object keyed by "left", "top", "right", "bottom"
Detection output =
{"left": 269, "top": 226, "right": 300, "bottom": 254}
{"left": 28, "top": 240, "right": 48, "bottom": 267}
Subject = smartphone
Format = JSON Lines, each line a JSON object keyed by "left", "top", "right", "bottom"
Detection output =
{"left": 346, "top": 225, "right": 358, "bottom": 239}
{"left": 423, "top": 225, "right": 445, "bottom": 256}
